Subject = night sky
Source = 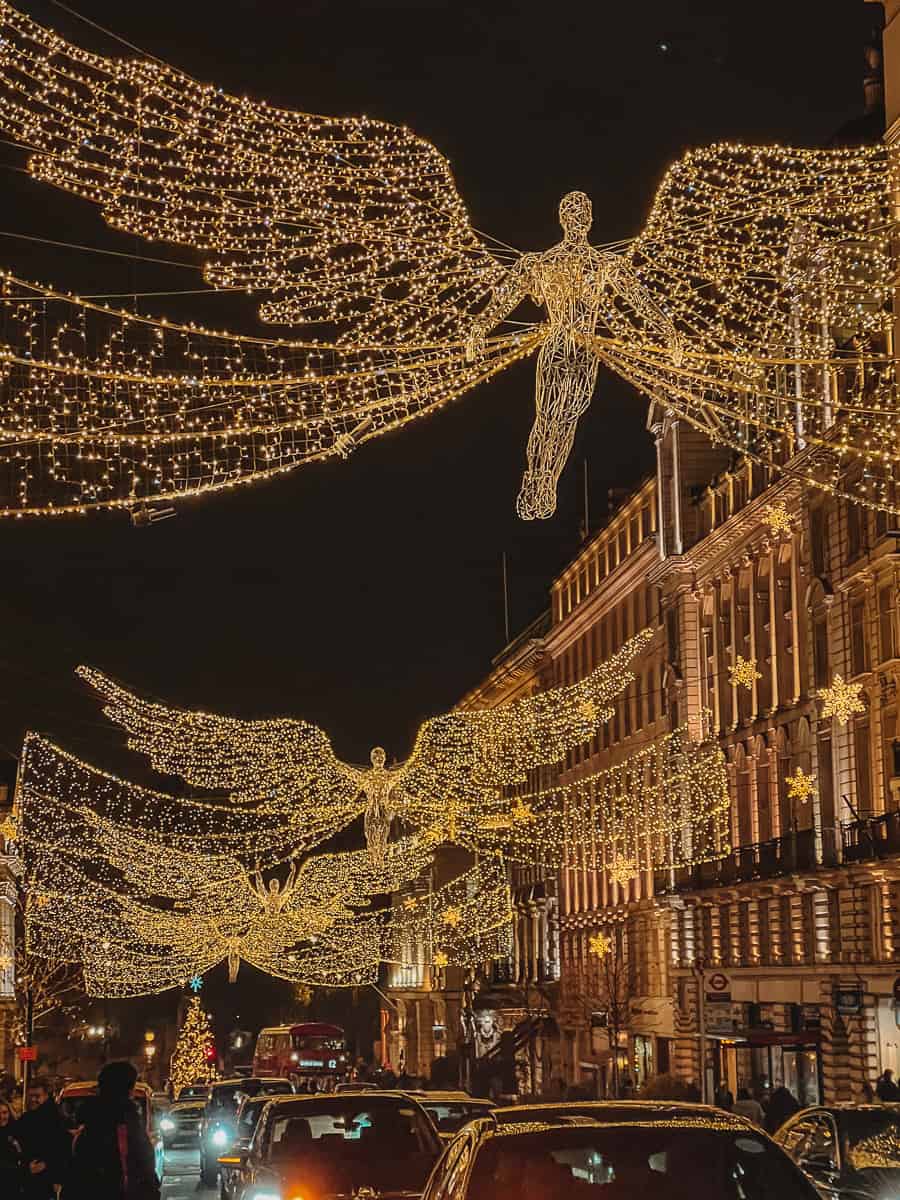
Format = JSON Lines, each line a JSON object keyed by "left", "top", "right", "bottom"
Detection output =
{"left": 0, "top": 1, "right": 880, "bottom": 1035}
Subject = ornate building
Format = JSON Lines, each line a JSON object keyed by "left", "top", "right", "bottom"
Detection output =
{"left": 0, "top": 779, "right": 19, "bottom": 1075}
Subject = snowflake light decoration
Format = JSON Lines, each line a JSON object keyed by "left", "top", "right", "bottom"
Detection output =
{"left": 764, "top": 503, "right": 793, "bottom": 536}
{"left": 511, "top": 799, "right": 536, "bottom": 824}
{"left": 819, "top": 674, "right": 866, "bottom": 725}
{"left": 589, "top": 931, "right": 612, "bottom": 959}
{"left": 786, "top": 768, "right": 816, "bottom": 805}
{"left": 188, "top": 974, "right": 203, "bottom": 993}
{"left": 729, "top": 656, "right": 762, "bottom": 690}
{"left": 433, "top": 951, "right": 448, "bottom": 969}
{"left": 441, "top": 906, "right": 462, "bottom": 928}
{"left": 610, "top": 856, "right": 638, "bottom": 888}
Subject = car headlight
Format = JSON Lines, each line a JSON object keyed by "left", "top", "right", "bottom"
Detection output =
{"left": 160, "top": 1118, "right": 175, "bottom": 1132}
{"left": 212, "top": 1128, "right": 229, "bottom": 1147}
{"left": 248, "top": 1192, "right": 281, "bottom": 1200}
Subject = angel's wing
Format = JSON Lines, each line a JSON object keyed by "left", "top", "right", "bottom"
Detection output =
{"left": 0, "top": 2, "right": 504, "bottom": 343}
{"left": 396, "top": 629, "right": 650, "bottom": 828}
{"left": 77, "top": 666, "right": 361, "bottom": 816}
{"left": 596, "top": 144, "right": 900, "bottom": 513}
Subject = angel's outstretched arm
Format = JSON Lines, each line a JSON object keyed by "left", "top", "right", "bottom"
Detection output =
{"left": 466, "top": 257, "right": 536, "bottom": 359}
{"left": 607, "top": 256, "right": 682, "bottom": 363}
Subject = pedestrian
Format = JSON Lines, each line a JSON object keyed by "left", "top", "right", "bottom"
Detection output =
{"left": 14, "top": 1078, "right": 70, "bottom": 1200}
{"left": 732, "top": 1087, "right": 765, "bottom": 1126}
{"left": 714, "top": 1083, "right": 734, "bottom": 1111}
{"left": 764, "top": 1085, "right": 800, "bottom": 1134}
{"left": 877, "top": 1069, "right": 900, "bottom": 1101}
{"left": 1, "top": 1098, "right": 23, "bottom": 1198}
{"left": 66, "top": 1060, "right": 160, "bottom": 1200}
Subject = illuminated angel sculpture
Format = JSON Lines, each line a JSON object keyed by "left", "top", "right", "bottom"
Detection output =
{"left": 0, "top": 2, "right": 895, "bottom": 519}
{"left": 75, "top": 630, "right": 650, "bottom": 855}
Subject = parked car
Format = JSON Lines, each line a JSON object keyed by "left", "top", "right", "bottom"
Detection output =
{"left": 159, "top": 1098, "right": 205, "bottom": 1148}
{"left": 335, "top": 1081, "right": 380, "bottom": 1093}
{"left": 218, "top": 1095, "right": 278, "bottom": 1200}
{"left": 58, "top": 1079, "right": 164, "bottom": 1181}
{"left": 775, "top": 1102, "right": 900, "bottom": 1198}
{"left": 408, "top": 1091, "right": 496, "bottom": 1138}
{"left": 177, "top": 1083, "right": 210, "bottom": 1100}
{"left": 423, "top": 1113, "right": 821, "bottom": 1200}
{"left": 200, "top": 1076, "right": 294, "bottom": 1185}
{"left": 219, "top": 1091, "right": 441, "bottom": 1200}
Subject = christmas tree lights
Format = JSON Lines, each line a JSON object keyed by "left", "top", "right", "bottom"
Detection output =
{"left": 169, "top": 996, "right": 217, "bottom": 1094}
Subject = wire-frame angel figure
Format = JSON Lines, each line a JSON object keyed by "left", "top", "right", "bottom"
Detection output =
{"left": 0, "top": 2, "right": 895, "bottom": 519}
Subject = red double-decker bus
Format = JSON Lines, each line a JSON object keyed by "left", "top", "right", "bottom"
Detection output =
{"left": 252, "top": 1022, "right": 350, "bottom": 1089}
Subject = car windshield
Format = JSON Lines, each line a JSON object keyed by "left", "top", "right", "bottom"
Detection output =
{"left": 209, "top": 1081, "right": 291, "bottom": 1115}
{"left": 237, "top": 1101, "right": 268, "bottom": 1138}
{"left": 843, "top": 1109, "right": 900, "bottom": 1170}
{"left": 465, "top": 1123, "right": 817, "bottom": 1200}
{"left": 421, "top": 1101, "right": 491, "bottom": 1133}
{"left": 60, "top": 1092, "right": 148, "bottom": 1128}
{"left": 264, "top": 1098, "right": 440, "bottom": 1194}
{"left": 293, "top": 1035, "right": 344, "bottom": 1052}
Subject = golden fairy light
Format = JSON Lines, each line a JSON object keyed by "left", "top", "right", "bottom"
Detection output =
{"left": 589, "top": 932, "right": 612, "bottom": 959}
{"left": 609, "top": 856, "right": 639, "bottom": 889}
{"left": 0, "top": 5, "right": 893, "bottom": 519}
{"left": 819, "top": 674, "right": 866, "bottom": 725}
{"left": 729, "top": 656, "right": 762, "bottom": 690}
{"left": 441, "top": 906, "right": 462, "bottom": 928}
{"left": 433, "top": 952, "right": 449, "bottom": 969}
{"left": 786, "top": 768, "right": 816, "bottom": 805}
{"left": 764, "top": 503, "right": 793, "bottom": 536}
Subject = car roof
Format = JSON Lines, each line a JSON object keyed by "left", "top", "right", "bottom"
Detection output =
{"left": 213, "top": 1076, "right": 291, "bottom": 1087}
{"left": 497, "top": 1100, "right": 733, "bottom": 1118}
{"left": 417, "top": 1093, "right": 494, "bottom": 1104}
{"left": 490, "top": 1115, "right": 766, "bottom": 1138}
{"left": 261, "top": 1090, "right": 424, "bottom": 1108}
{"left": 61, "top": 1081, "right": 152, "bottom": 1097}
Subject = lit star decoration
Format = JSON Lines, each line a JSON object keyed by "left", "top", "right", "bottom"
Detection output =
{"left": 729, "top": 656, "right": 762, "bottom": 691}
{"left": 188, "top": 975, "right": 203, "bottom": 993}
{"left": 819, "top": 674, "right": 866, "bottom": 725}
{"left": 589, "top": 932, "right": 612, "bottom": 959}
{"left": 510, "top": 800, "right": 536, "bottom": 824}
{"left": 610, "top": 857, "right": 638, "bottom": 889}
{"left": 433, "top": 951, "right": 449, "bottom": 969}
{"left": 0, "top": 814, "right": 17, "bottom": 843}
{"left": 764, "top": 503, "right": 793, "bottom": 536}
{"left": 787, "top": 769, "right": 816, "bottom": 805}
{"left": 441, "top": 907, "right": 461, "bottom": 928}
{"left": 403, "top": 897, "right": 418, "bottom": 911}
{"left": 0, "top": 6, "right": 894, "bottom": 520}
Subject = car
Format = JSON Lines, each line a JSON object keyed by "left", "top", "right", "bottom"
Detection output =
{"left": 177, "top": 1083, "right": 210, "bottom": 1101}
{"left": 58, "top": 1080, "right": 164, "bottom": 1181}
{"left": 422, "top": 1113, "right": 822, "bottom": 1200}
{"left": 335, "top": 1081, "right": 381, "bottom": 1093}
{"left": 775, "top": 1102, "right": 900, "bottom": 1198}
{"left": 218, "top": 1095, "right": 279, "bottom": 1200}
{"left": 159, "top": 1098, "right": 205, "bottom": 1148}
{"left": 200, "top": 1076, "right": 294, "bottom": 1186}
{"left": 492, "top": 1099, "right": 728, "bottom": 1125}
{"left": 218, "top": 1090, "right": 441, "bottom": 1200}
{"left": 408, "top": 1092, "right": 496, "bottom": 1139}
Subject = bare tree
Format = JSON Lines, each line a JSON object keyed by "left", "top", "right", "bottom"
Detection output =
{"left": 12, "top": 895, "right": 84, "bottom": 1044}
{"left": 561, "top": 925, "right": 631, "bottom": 1098}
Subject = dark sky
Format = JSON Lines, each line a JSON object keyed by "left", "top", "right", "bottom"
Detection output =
{"left": 0, "top": 0, "right": 874, "bottom": 772}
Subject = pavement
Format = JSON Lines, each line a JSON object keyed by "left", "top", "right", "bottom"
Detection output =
{"left": 160, "top": 1143, "right": 219, "bottom": 1200}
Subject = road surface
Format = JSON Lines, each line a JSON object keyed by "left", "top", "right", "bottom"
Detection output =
{"left": 161, "top": 1144, "right": 218, "bottom": 1200}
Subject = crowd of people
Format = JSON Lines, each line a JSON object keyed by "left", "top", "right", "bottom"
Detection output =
{"left": 0, "top": 1062, "right": 159, "bottom": 1200}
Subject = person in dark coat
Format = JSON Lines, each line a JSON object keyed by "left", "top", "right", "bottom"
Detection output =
{"left": 15, "top": 1079, "right": 70, "bottom": 1199}
{"left": 877, "top": 1069, "right": 900, "bottom": 1101}
{"left": 66, "top": 1061, "right": 160, "bottom": 1200}
{"left": 0, "top": 1097, "right": 23, "bottom": 1198}
{"left": 763, "top": 1085, "right": 800, "bottom": 1134}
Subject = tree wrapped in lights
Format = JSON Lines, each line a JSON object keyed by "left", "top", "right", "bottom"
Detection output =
{"left": 170, "top": 996, "right": 217, "bottom": 1095}
{"left": 0, "top": 3, "right": 893, "bottom": 519}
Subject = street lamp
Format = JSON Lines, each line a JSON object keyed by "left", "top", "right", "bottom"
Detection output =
{"left": 144, "top": 1030, "right": 157, "bottom": 1087}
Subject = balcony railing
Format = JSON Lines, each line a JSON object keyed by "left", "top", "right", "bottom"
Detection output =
{"left": 841, "top": 811, "right": 900, "bottom": 862}
{"left": 654, "top": 829, "right": 817, "bottom": 895}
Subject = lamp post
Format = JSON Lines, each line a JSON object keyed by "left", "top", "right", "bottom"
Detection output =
{"left": 144, "top": 1031, "right": 157, "bottom": 1089}
{"left": 692, "top": 956, "right": 708, "bottom": 1104}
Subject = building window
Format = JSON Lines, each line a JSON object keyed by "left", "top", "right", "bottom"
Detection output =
{"left": 854, "top": 721, "right": 873, "bottom": 815}
{"left": 813, "top": 616, "right": 829, "bottom": 690}
{"left": 646, "top": 669, "right": 656, "bottom": 726}
{"left": 666, "top": 605, "right": 680, "bottom": 668}
{"left": 810, "top": 506, "right": 827, "bottom": 578}
{"left": 850, "top": 598, "right": 868, "bottom": 677}
{"left": 847, "top": 501, "right": 865, "bottom": 563}
{"left": 624, "top": 684, "right": 633, "bottom": 737}
{"left": 879, "top": 585, "right": 898, "bottom": 663}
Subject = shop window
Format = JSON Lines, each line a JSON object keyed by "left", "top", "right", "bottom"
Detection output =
{"left": 850, "top": 598, "right": 868, "bottom": 677}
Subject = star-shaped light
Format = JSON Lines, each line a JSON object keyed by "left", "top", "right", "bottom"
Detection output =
{"left": 0, "top": 953, "right": 12, "bottom": 971}
{"left": 188, "top": 974, "right": 203, "bottom": 993}
{"left": 441, "top": 906, "right": 461, "bottom": 928}
{"left": 403, "top": 896, "right": 418, "bottom": 911}
{"left": 510, "top": 799, "right": 536, "bottom": 824}
{"left": 578, "top": 699, "right": 598, "bottom": 723}
{"left": 729, "top": 656, "right": 761, "bottom": 690}
{"left": 819, "top": 674, "right": 865, "bottom": 725}
{"left": 610, "top": 857, "right": 638, "bottom": 888}
{"left": 589, "top": 931, "right": 611, "bottom": 959}
{"left": 0, "top": 814, "right": 17, "bottom": 843}
{"left": 786, "top": 768, "right": 816, "bottom": 805}
{"left": 433, "top": 951, "right": 448, "bottom": 969}
{"left": 764, "top": 503, "right": 792, "bottom": 536}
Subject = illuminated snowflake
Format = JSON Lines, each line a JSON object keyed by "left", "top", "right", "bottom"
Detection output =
{"left": 729, "top": 656, "right": 761, "bottom": 690}
{"left": 589, "top": 931, "right": 612, "bottom": 958}
{"left": 433, "top": 951, "right": 449, "bottom": 969}
{"left": 786, "top": 768, "right": 816, "bottom": 805}
{"left": 819, "top": 674, "right": 865, "bottom": 725}
{"left": 441, "top": 906, "right": 462, "bottom": 928}
{"left": 764, "top": 503, "right": 792, "bottom": 536}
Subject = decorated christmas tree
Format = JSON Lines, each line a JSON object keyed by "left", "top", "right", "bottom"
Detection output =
{"left": 169, "top": 995, "right": 217, "bottom": 1094}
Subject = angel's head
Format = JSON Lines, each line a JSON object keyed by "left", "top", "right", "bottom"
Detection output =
{"left": 559, "top": 191, "right": 592, "bottom": 241}
{"left": 370, "top": 746, "right": 387, "bottom": 769}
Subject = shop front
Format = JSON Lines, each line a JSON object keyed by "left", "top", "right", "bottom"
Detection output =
{"left": 718, "top": 1025, "right": 822, "bottom": 1107}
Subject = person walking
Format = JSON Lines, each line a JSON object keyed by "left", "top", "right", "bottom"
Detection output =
{"left": 15, "top": 1079, "right": 70, "bottom": 1200}
{"left": 65, "top": 1061, "right": 160, "bottom": 1200}
{"left": 732, "top": 1088, "right": 765, "bottom": 1126}
{"left": 0, "top": 1098, "right": 23, "bottom": 1198}
{"left": 877, "top": 1069, "right": 900, "bottom": 1101}
{"left": 764, "top": 1085, "right": 800, "bottom": 1134}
